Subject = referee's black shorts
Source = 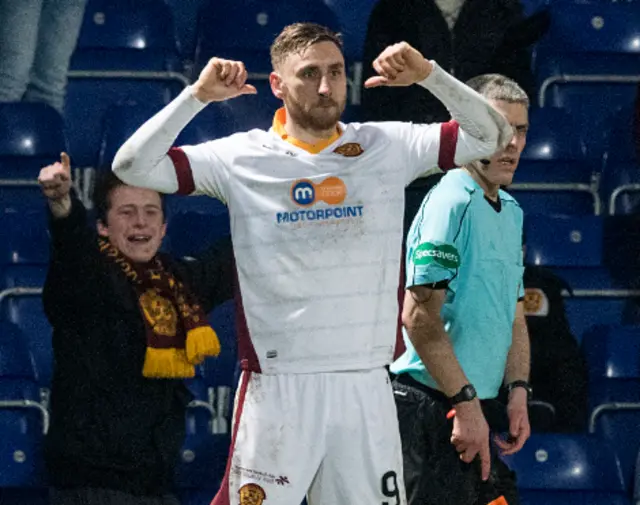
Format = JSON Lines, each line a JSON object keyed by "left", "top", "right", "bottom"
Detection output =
{"left": 392, "top": 373, "right": 520, "bottom": 505}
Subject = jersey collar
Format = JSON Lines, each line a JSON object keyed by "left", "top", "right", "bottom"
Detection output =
{"left": 271, "top": 107, "right": 342, "bottom": 154}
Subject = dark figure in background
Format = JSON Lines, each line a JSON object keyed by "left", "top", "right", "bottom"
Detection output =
{"left": 522, "top": 238, "right": 589, "bottom": 433}
{"left": 361, "top": 0, "right": 549, "bottom": 124}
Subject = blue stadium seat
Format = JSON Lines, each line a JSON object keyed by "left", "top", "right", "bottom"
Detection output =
{"left": 66, "top": 0, "right": 186, "bottom": 166}
{"left": 165, "top": 0, "right": 206, "bottom": 61}
{"left": 582, "top": 325, "right": 640, "bottom": 381}
{"left": 508, "top": 108, "right": 600, "bottom": 215}
{"left": 203, "top": 301, "right": 237, "bottom": 392}
{"left": 166, "top": 209, "right": 237, "bottom": 394}
{"left": 524, "top": 215, "right": 603, "bottom": 267}
{"left": 582, "top": 324, "right": 640, "bottom": 491}
{"left": 549, "top": 267, "right": 638, "bottom": 341}
{"left": 71, "top": 0, "right": 181, "bottom": 71}
{"left": 97, "top": 101, "right": 171, "bottom": 168}
{"left": 176, "top": 393, "right": 231, "bottom": 489}
{"left": 98, "top": 100, "right": 236, "bottom": 170}
{"left": 177, "top": 369, "right": 232, "bottom": 490}
{"left": 603, "top": 215, "right": 640, "bottom": 290}
{"left": 97, "top": 91, "right": 269, "bottom": 171}
{"left": 601, "top": 106, "right": 640, "bottom": 215}
{"left": 0, "top": 103, "right": 67, "bottom": 210}
{"left": 165, "top": 210, "right": 236, "bottom": 404}
{"left": 195, "top": 0, "right": 341, "bottom": 74}
{"left": 210, "top": 80, "right": 280, "bottom": 133}
{"left": 515, "top": 108, "right": 589, "bottom": 183}
{"left": 513, "top": 190, "right": 599, "bottom": 216}
{"left": 321, "top": 0, "right": 378, "bottom": 61}
{"left": 0, "top": 267, "right": 51, "bottom": 387}
{"left": 0, "top": 209, "right": 50, "bottom": 271}
{"left": 177, "top": 370, "right": 231, "bottom": 488}
{"left": 164, "top": 207, "right": 230, "bottom": 256}
{"left": 0, "top": 322, "right": 47, "bottom": 487}
{"left": 535, "top": 3, "right": 640, "bottom": 150}
{"left": 502, "top": 433, "right": 628, "bottom": 505}
{"left": 66, "top": 82, "right": 184, "bottom": 168}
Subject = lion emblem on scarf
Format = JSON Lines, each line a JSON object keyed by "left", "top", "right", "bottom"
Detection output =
{"left": 140, "top": 289, "right": 178, "bottom": 336}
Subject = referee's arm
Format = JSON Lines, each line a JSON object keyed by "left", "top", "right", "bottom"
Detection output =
{"left": 505, "top": 301, "right": 531, "bottom": 388}
{"left": 402, "top": 285, "right": 492, "bottom": 481}
{"left": 402, "top": 286, "right": 469, "bottom": 398}
{"left": 496, "top": 301, "right": 531, "bottom": 456}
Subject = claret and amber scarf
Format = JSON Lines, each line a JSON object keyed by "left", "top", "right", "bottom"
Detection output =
{"left": 98, "top": 238, "right": 220, "bottom": 378}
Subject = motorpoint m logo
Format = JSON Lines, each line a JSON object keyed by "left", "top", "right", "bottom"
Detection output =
{"left": 413, "top": 242, "right": 460, "bottom": 269}
{"left": 290, "top": 177, "right": 347, "bottom": 207}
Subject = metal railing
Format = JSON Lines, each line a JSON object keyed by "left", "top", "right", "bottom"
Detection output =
{"left": 68, "top": 69, "right": 190, "bottom": 88}
{"left": 0, "top": 400, "right": 50, "bottom": 434}
{"left": 589, "top": 402, "right": 640, "bottom": 433}
{"left": 0, "top": 287, "right": 43, "bottom": 305}
{"left": 609, "top": 183, "right": 640, "bottom": 215}
{"left": 508, "top": 182, "right": 602, "bottom": 215}
{"left": 538, "top": 74, "right": 640, "bottom": 108}
{"left": 562, "top": 289, "right": 640, "bottom": 298}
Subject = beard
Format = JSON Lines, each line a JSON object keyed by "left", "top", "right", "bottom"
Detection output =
{"left": 283, "top": 93, "right": 346, "bottom": 133}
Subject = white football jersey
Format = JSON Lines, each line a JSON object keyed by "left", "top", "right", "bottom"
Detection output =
{"left": 169, "top": 118, "right": 472, "bottom": 374}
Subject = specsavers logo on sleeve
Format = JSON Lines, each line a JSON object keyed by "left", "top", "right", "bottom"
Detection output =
{"left": 276, "top": 177, "right": 364, "bottom": 224}
{"left": 413, "top": 242, "right": 460, "bottom": 268}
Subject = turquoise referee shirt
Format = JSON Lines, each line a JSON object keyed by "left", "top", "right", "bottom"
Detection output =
{"left": 391, "top": 169, "right": 525, "bottom": 399}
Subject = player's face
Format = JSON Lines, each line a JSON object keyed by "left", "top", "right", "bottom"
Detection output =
{"left": 97, "top": 185, "right": 166, "bottom": 263}
{"left": 272, "top": 41, "right": 347, "bottom": 133}
{"left": 484, "top": 99, "right": 529, "bottom": 186}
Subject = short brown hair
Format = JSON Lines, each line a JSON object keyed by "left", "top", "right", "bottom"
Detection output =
{"left": 270, "top": 23, "right": 343, "bottom": 69}
{"left": 466, "top": 74, "right": 530, "bottom": 108}
{"left": 93, "top": 170, "right": 165, "bottom": 225}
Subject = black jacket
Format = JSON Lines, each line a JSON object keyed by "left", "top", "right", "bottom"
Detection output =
{"left": 361, "top": 0, "right": 542, "bottom": 123}
{"left": 523, "top": 265, "right": 588, "bottom": 432}
{"left": 42, "top": 197, "right": 234, "bottom": 495}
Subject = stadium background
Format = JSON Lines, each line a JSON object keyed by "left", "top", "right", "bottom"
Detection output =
{"left": 1, "top": 0, "right": 640, "bottom": 503}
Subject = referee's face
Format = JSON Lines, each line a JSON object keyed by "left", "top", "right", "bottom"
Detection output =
{"left": 483, "top": 99, "right": 529, "bottom": 186}
{"left": 274, "top": 41, "right": 347, "bottom": 134}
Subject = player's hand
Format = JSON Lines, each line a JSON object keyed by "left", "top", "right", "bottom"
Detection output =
{"left": 192, "top": 57, "right": 258, "bottom": 103}
{"left": 494, "top": 388, "right": 530, "bottom": 456}
{"left": 451, "top": 399, "right": 492, "bottom": 481}
{"left": 38, "top": 152, "right": 73, "bottom": 218}
{"left": 364, "top": 42, "right": 433, "bottom": 89}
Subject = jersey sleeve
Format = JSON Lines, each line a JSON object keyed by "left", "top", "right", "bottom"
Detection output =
{"left": 385, "top": 120, "right": 461, "bottom": 185}
{"left": 405, "top": 188, "right": 470, "bottom": 289}
{"left": 379, "top": 61, "right": 513, "bottom": 185}
{"left": 169, "top": 138, "right": 231, "bottom": 204}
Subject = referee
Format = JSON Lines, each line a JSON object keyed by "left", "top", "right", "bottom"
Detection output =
{"left": 392, "top": 74, "right": 532, "bottom": 505}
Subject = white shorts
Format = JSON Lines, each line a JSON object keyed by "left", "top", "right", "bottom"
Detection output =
{"left": 212, "top": 367, "right": 407, "bottom": 505}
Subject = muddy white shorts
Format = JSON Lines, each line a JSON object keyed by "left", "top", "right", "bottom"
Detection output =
{"left": 211, "top": 367, "right": 407, "bottom": 505}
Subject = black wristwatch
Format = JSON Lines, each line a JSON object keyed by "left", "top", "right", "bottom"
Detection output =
{"left": 449, "top": 384, "right": 477, "bottom": 405}
{"left": 506, "top": 380, "right": 533, "bottom": 401}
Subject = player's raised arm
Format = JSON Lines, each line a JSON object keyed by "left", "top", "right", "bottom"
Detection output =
{"left": 365, "top": 42, "right": 513, "bottom": 179}
{"left": 112, "top": 58, "right": 257, "bottom": 194}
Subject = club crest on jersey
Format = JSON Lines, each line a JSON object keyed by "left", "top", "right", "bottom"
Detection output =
{"left": 333, "top": 142, "right": 364, "bottom": 157}
{"left": 290, "top": 177, "right": 347, "bottom": 207}
{"left": 239, "top": 483, "right": 266, "bottom": 505}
